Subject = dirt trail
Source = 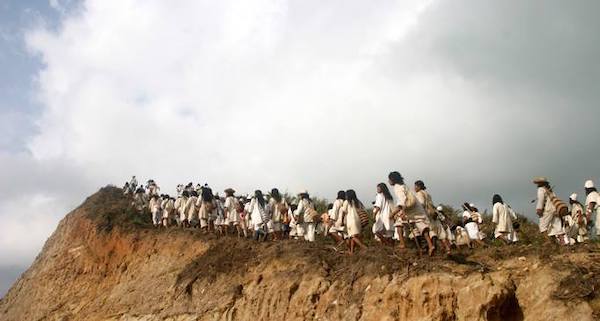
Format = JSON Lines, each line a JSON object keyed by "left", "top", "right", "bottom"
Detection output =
{"left": 1, "top": 187, "right": 599, "bottom": 321}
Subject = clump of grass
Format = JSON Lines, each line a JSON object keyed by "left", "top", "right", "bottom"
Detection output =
{"left": 81, "top": 185, "right": 152, "bottom": 232}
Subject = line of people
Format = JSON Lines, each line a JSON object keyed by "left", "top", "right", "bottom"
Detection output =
{"left": 121, "top": 172, "right": 600, "bottom": 256}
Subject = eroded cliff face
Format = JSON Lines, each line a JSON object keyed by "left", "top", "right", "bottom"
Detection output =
{"left": 1, "top": 187, "right": 599, "bottom": 321}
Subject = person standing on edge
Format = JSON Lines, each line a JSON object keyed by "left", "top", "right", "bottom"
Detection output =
{"left": 295, "top": 190, "right": 317, "bottom": 242}
{"left": 567, "top": 193, "right": 587, "bottom": 244}
{"left": 249, "top": 190, "right": 269, "bottom": 241}
{"left": 585, "top": 180, "right": 600, "bottom": 238}
{"left": 388, "top": 172, "right": 436, "bottom": 256}
{"left": 533, "top": 177, "right": 565, "bottom": 244}
{"left": 372, "top": 183, "right": 395, "bottom": 246}
{"left": 491, "top": 195, "right": 518, "bottom": 244}
{"left": 268, "top": 188, "right": 288, "bottom": 240}
{"left": 340, "top": 190, "right": 367, "bottom": 254}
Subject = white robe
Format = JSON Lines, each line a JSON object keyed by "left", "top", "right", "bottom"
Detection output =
{"left": 492, "top": 203, "right": 517, "bottom": 241}
{"left": 224, "top": 196, "right": 239, "bottom": 224}
{"left": 463, "top": 210, "right": 483, "bottom": 240}
{"left": 537, "top": 187, "right": 564, "bottom": 236}
{"left": 585, "top": 191, "right": 600, "bottom": 236}
{"left": 373, "top": 193, "right": 394, "bottom": 237}
{"left": 342, "top": 200, "right": 361, "bottom": 237}
{"left": 392, "top": 184, "right": 430, "bottom": 235}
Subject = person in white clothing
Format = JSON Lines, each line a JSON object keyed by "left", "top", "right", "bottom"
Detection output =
{"left": 340, "top": 190, "right": 367, "bottom": 254}
{"left": 268, "top": 188, "right": 288, "bottom": 240}
{"left": 388, "top": 172, "right": 435, "bottom": 256}
{"left": 491, "top": 195, "right": 518, "bottom": 244}
{"left": 462, "top": 203, "right": 486, "bottom": 247}
{"left": 295, "top": 190, "right": 316, "bottom": 242}
{"left": 436, "top": 206, "right": 455, "bottom": 245}
{"left": 149, "top": 195, "right": 162, "bottom": 227}
{"left": 372, "top": 183, "right": 395, "bottom": 245}
{"left": 585, "top": 180, "right": 600, "bottom": 237}
{"left": 130, "top": 176, "right": 138, "bottom": 190}
{"left": 328, "top": 191, "right": 346, "bottom": 245}
{"left": 197, "top": 188, "right": 214, "bottom": 233}
{"left": 185, "top": 191, "right": 199, "bottom": 228}
{"left": 224, "top": 189, "right": 242, "bottom": 237}
{"left": 565, "top": 193, "right": 588, "bottom": 244}
{"left": 249, "top": 190, "right": 269, "bottom": 241}
{"left": 161, "top": 195, "right": 175, "bottom": 227}
{"left": 175, "top": 191, "right": 189, "bottom": 227}
{"left": 534, "top": 177, "right": 565, "bottom": 243}
{"left": 414, "top": 180, "right": 451, "bottom": 254}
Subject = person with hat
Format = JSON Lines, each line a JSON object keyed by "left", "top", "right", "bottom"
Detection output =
{"left": 295, "top": 190, "right": 317, "bottom": 242}
{"left": 533, "top": 177, "right": 565, "bottom": 243}
{"left": 161, "top": 194, "right": 175, "bottom": 227}
{"left": 224, "top": 188, "right": 242, "bottom": 236}
{"left": 268, "top": 188, "right": 288, "bottom": 240}
{"left": 564, "top": 193, "right": 587, "bottom": 244}
{"left": 584, "top": 180, "right": 600, "bottom": 237}
{"left": 491, "top": 195, "right": 518, "bottom": 244}
{"left": 129, "top": 176, "right": 138, "bottom": 190}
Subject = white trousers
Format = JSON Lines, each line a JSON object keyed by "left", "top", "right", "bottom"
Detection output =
{"left": 304, "top": 223, "right": 315, "bottom": 242}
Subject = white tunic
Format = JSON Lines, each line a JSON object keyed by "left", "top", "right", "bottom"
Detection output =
{"left": 224, "top": 196, "right": 239, "bottom": 224}
{"left": 536, "top": 187, "right": 564, "bottom": 236}
{"left": 331, "top": 199, "right": 345, "bottom": 232}
{"left": 392, "top": 184, "right": 430, "bottom": 234}
{"left": 185, "top": 196, "right": 198, "bottom": 221}
{"left": 342, "top": 200, "right": 361, "bottom": 237}
{"left": 585, "top": 191, "right": 600, "bottom": 235}
{"left": 463, "top": 210, "right": 483, "bottom": 240}
{"left": 373, "top": 193, "right": 394, "bottom": 236}
{"left": 249, "top": 198, "right": 266, "bottom": 230}
{"left": 492, "top": 203, "right": 517, "bottom": 239}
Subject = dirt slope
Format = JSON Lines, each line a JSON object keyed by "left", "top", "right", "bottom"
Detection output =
{"left": 1, "top": 187, "right": 599, "bottom": 321}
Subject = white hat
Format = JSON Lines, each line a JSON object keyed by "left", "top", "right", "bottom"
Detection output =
{"left": 570, "top": 193, "right": 578, "bottom": 201}
{"left": 298, "top": 189, "right": 308, "bottom": 195}
{"left": 436, "top": 206, "right": 443, "bottom": 211}
{"left": 469, "top": 203, "right": 476, "bottom": 208}
{"left": 585, "top": 180, "right": 595, "bottom": 189}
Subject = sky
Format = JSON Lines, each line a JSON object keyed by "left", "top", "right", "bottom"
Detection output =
{"left": 1, "top": 0, "right": 600, "bottom": 296}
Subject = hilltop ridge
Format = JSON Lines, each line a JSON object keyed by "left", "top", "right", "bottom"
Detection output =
{"left": 1, "top": 186, "right": 599, "bottom": 321}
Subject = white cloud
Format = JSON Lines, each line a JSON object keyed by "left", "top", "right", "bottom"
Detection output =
{"left": 4, "top": 0, "right": 599, "bottom": 275}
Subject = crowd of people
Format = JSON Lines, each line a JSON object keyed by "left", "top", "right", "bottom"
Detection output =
{"left": 121, "top": 173, "right": 600, "bottom": 256}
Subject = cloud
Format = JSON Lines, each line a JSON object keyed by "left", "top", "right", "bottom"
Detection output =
{"left": 2, "top": 0, "right": 599, "bottom": 286}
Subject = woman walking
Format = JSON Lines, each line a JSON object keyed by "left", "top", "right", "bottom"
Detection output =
{"left": 341, "top": 190, "right": 367, "bottom": 254}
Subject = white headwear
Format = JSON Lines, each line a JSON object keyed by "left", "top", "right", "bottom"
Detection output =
{"left": 570, "top": 193, "right": 578, "bottom": 201}
{"left": 469, "top": 203, "right": 476, "bottom": 208}
{"left": 298, "top": 189, "right": 308, "bottom": 195}
{"left": 585, "top": 180, "right": 595, "bottom": 189}
{"left": 436, "top": 206, "right": 443, "bottom": 212}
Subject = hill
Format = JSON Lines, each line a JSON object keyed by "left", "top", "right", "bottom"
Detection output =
{"left": 1, "top": 186, "right": 599, "bottom": 321}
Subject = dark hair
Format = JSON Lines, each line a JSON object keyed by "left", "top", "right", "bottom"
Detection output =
{"left": 255, "top": 190, "right": 266, "bottom": 208}
{"left": 415, "top": 180, "right": 426, "bottom": 190}
{"left": 346, "top": 190, "right": 363, "bottom": 209}
{"left": 492, "top": 194, "right": 503, "bottom": 205}
{"left": 327, "top": 203, "right": 334, "bottom": 210}
{"left": 300, "top": 193, "right": 311, "bottom": 201}
{"left": 337, "top": 190, "right": 346, "bottom": 200}
{"left": 182, "top": 191, "right": 189, "bottom": 197}
{"left": 191, "top": 191, "right": 199, "bottom": 197}
{"left": 201, "top": 188, "right": 213, "bottom": 202}
{"left": 586, "top": 187, "right": 598, "bottom": 195}
{"left": 377, "top": 183, "right": 393, "bottom": 201}
{"left": 271, "top": 188, "right": 282, "bottom": 202}
{"left": 290, "top": 204, "right": 298, "bottom": 212}
{"left": 388, "top": 171, "right": 404, "bottom": 185}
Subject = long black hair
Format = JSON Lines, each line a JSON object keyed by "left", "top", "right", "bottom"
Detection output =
{"left": 414, "top": 180, "right": 426, "bottom": 190}
{"left": 388, "top": 171, "right": 404, "bottom": 185}
{"left": 492, "top": 194, "right": 504, "bottom": 205}
{"left": 271, "top": 188, "right": 282, "bottom": 202}
{"left": 336, "top": 190, "right": 346, "bottom": 200}
{"left": 586, "top": 187, "right": 598, "bottom": 195}
{"left": 377, "top": 183, "right": 393, "bottom": 201}
{"left": 346, "top": 190, "right": 363, "bottom": 209}
{"left": 201, "top": 187, "right": 213, "bottom": 202}
{"left": 255, "top": 190, "right": 266, "bottom": 208}
{"left": 300, "top": 192, "right": 311, "bottom": 202}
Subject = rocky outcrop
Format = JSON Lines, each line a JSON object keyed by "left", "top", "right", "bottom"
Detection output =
{"left": 0, "top": 187, "right": 597, "bottom": 320}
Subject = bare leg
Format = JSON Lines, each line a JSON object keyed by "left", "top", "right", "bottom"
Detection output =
{"left": 353, "top": 235, "right": 368, "bottom": 250}
{"left": 423, "top": 230, "right": 435, "bottom": 256}
{"left": 396, "top": 226, "right": 406, "bottom": 249}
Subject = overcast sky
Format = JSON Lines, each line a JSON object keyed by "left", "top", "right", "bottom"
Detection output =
{"left": 1, "top": 0, "right": 599, "bottom": 295}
